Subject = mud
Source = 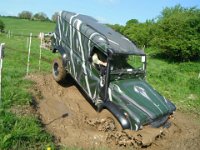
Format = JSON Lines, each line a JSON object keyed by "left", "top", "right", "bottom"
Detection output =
{"left": 28, "top": 74, "right": 200, "bottom": 150}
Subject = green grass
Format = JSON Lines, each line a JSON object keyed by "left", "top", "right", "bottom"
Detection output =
{"left": 0, "top": 18, "right": 57, "bottom": 149}
{"left": 0, "top": 17, "right": 55, "bottom": 36}
{"left": 0, "top": 111, "right": 55, "bottom": 149}
{"left": 145, "top": 54, "right": 200, "bottom": 114}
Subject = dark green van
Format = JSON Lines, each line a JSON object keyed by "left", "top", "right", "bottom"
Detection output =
{"left": 51, "top": 11, "right": 176, "bottom": 131}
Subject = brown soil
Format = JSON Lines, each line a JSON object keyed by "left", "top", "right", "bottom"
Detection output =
{"left": 28, "top": 74, "right": 200, "bottom": 150}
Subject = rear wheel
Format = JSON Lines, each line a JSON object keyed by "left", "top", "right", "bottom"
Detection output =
{"left": 52, "top": 58, "right": 67, "bottom": 83}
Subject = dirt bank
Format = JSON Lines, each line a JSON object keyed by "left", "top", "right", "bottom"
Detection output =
{"left": 28, "top": 74, "right": 200, "bottom": 150}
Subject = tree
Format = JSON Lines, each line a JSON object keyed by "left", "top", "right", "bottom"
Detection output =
{"left": 153, "top": 5, "right": 200, "bottom": 61}
{"left": 51, "top": 12, "right": 59, "bottom": 22}
{"left": 33, "top": 12, "right": 49, "bottom": 21}
{"left": 0, "top": 19, "right": 5, "bottom": 32}
{"left": 126, "top": 19, "right": 139, "bottom": 26}
{"left": 18, "top": 11, "right": 32, "bottom": 19}
{"left": 107, "top": 24, "right": 125, "bottom": 34}
{"left": 122, "top": 19, "right": 155, "bottom": 48}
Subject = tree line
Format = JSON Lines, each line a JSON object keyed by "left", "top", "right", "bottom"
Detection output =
{"left": 1, "top": 5, "right": 200, "bottom": 61}
{"left": 109, "top": 5, "right": 200, "bottom": 61}
{"left": 18, "top": 11, "right": 59, "bottom": 22}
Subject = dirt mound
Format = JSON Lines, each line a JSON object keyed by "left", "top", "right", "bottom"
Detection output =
{"left": 29, "top": 74, "right": 200, "bottom": 150}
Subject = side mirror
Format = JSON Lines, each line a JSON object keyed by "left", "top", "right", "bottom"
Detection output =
{"left": 141, "top": 56, "right": 146, "bottom": 63}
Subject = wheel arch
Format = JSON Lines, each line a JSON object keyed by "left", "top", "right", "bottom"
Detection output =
{"left": 100, "top": 101, "right": 131, "bottom": 130}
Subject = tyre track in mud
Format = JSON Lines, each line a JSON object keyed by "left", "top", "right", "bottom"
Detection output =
{"left": 28, "top": 74, "right": 200, "bottom": 150}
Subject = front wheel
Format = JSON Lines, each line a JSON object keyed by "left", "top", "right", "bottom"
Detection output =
{"left": 100, "top": 109, "right": 123, "bottom": 131}
{"left": 52, "top": 58, "right": 67, "bottom": 83}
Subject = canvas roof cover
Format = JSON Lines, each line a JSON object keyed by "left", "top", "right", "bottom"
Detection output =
{"left": 60, "top": 11, "right": 145, "bottom": 55}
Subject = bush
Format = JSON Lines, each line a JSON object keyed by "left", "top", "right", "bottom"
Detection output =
{"left": 122, "top": 19, "right": 155, "bottom": 48}
{"left": 18, "top": 11, "right": 32, "bottom": 20}
{"left": 153, "top": 5, "right": 200, "bottom": 61}
{"left": 0, "top": 19, "right": 5, "bottom": 32}
{"left": 33, "top": 12, "right": 49, "bottom": 21}
{"left": 51, "top": 12, "right": 59, "bottom": 22}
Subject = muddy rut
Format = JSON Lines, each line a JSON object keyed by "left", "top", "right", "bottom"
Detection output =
{"left": 29, "top": 74, "right": 200, "bottom": 150}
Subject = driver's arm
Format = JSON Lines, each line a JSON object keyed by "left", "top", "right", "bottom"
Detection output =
{"left": 92, "top": 53, "right": 107, "bottom": 66}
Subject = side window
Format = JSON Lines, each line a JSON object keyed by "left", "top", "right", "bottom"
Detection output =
{"left": 63, "top": 20, "right": 70, "bottom": 48}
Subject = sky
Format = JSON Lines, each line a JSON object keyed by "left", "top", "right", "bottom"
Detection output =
{"left": 0, "top": 0, "right": 199, "bottom": 25}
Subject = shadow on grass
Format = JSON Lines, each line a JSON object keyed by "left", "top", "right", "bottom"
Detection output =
{"left": 149, "top": 52, "right": 200, "bottom": 64}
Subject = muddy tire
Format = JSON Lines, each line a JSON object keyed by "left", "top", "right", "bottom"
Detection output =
{"left": 52, "top": 58, "right": 67, "bottom": 83}
{"left": 100, "top": 109, "right": 123, "bottom": 131}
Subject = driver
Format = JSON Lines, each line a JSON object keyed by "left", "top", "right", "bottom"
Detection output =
{"left": 92, "top": 53, "right": 107, "bottom": 67}
{"left": 92, "top": 53, "right": 107, "bottom": 86}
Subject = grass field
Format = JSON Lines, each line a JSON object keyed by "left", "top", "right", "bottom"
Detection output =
{"left": 1, "top": 17, "right": 55, "bottom": 35}
{"left": 146, "top": 55, "right": 200, "bottom": 113}
{"left": 0, "top": 17, "right": 199, "bottom": 149}
{"left": 0, "top": 17, "right": 57, "bottom": 149}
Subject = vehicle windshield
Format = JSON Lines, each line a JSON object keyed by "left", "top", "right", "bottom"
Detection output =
{"left": 110, "top": 54, "right": 146, "bottom": 79}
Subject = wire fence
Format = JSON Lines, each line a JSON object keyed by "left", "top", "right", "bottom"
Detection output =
{"left": 1, "top": 29, "right": 54, "bottom": 38}
{"left": 2, "top": 30, "right": 39, "bottom": 38}
{"left": 0, "top": 30, "right": 53, "bottom": 74}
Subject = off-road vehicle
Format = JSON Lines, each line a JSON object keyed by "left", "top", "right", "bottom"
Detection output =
{"left": 51, "top": 11, "right": 176, "bottom": 131}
